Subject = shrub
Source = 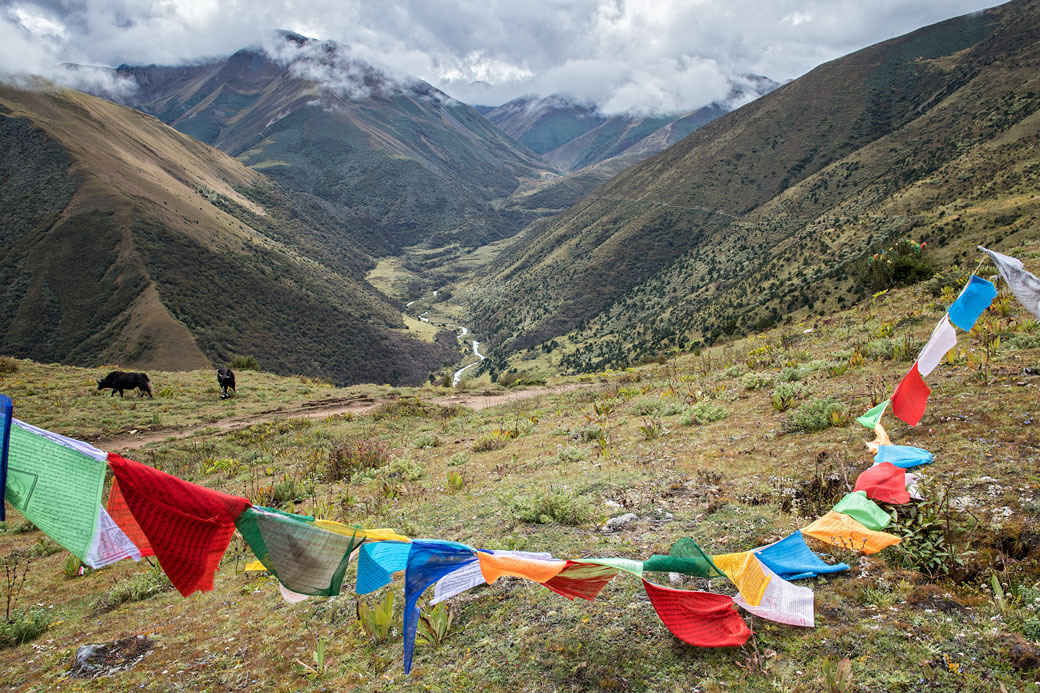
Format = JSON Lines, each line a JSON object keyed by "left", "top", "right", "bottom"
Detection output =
{"left": 742, "top": 371, "right": 773, "bottom": 391}
{"left": 412, "top": 432, "right": 441, "bottom": 449}
{"left": 0, "top": 357, "right": 18, "bottom": 375}
{"left": 556, "top": 446, "right": 588, "bottom": 463}
{"left": 723, "top": 364, "right": 746, "bottom": 378}
{"left": 472, "top": 433, "right": 508, "bottom": 452}
{"left": 0, "top": 607, "right": 48, "bottom": 649}
{"left": 324, "top": 438, "right": 391, "bottom": 481}
{"left": 91, "top": 565, "right": 174, "bottom": 615}
{"left": 861, "top": 239, "right": 934, "bottom": 291}
{"left": 573, "top": 425, "right": 604, "bottom": 442}
{"left": 230, "top": 354, "right": 260, "bottom": 371}
{"left": 771, "top": 382, "right": 805, "bottom": 412}
{"left": 864, "top": 339, "right": 895, "bottom": 361}
{"left": 631, "top": 397, "right": 664, "bottom": 416}
{"left": 384, "top": 458, "right": 424, "bottom": 481}
{"left": 1005, "top": 332, "right": 1040, "bottom": 350}
{"left": 447, "top": 452, "right": 468, "bottom": 467}
{"left": 659, "top": 401, "right": 686, "bottom": 417}
{"left": 496, "top": 371, "right": 519, "bottom": 387}
{"left": 681, "top": 401, "right": 728, "bottom": 425}
{"left": 512, "top": 487, "right": 592, "bottom": 525}
{"left": 445, "top": 470, "right": 465, "bottom": 493}
{"left": 789, "top": 398, "right": 848, "bottom": 432}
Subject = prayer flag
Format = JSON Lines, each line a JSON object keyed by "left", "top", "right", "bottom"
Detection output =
{"left": 856, "top": 400, "right": 888, "bottom": 429}
{"left": 980, "top": 246, "right": 1040, "bottom": 320}
{"left": 85, "top": 507, "right": 143, "bottom": 569}
{"left": 752, "top": 531, "right": 849, "bottom": 581}
{"left": 5, "top": 420, "right": 106, "bottom": 560}
{"left": 642, "top": 579, "right": 751, "bottom": 647}
{"left": 356, "top": 540, "right": 412, "bottom": 594}
{"left": 107, "top": 478, "right": 153, "bottom": 556}
{"left": 890, "top": 363, "right": 930, "bottom": 426}
{"left": 235, "top": 506, "right": 363, "bottom": 598}
{"left": 643, "top": 538, "right": 726, "bottom": 578}
{"left": 733, "top": 561, "right": 814, "bottom": 627}
{"left": 874, "top": 445, "right": 933, "bottom": 469}
{"left": 707, "top": 552, "right": 770, "bottom": 606}
{"left": 404, "top": 541, "right": 478, "bottom": 673}
{"left": 906, "top": 472, "right": 925, "bottom": 501}
{"left": 107, "top": 453, "right": 250, "bottom": 597}
{"left": 542, "top": 560, "right": 619, "bottom": 601}
{"left": 583, "top": 557, "right": 644, "bottom": 578}
{"left": 917, "top": 316, "right": 957, "bottom": 377}
{"left": 0, "top": 395, "right": 10, "bottom": 521}
{"left": 478, "top": 551, "right": 566, "bottom": 584}
{"left": 433, "top": 550, "right": 553, "bottom": 604}
{"left": 832, "top": 491, "right": 891, "bottom": 531}
{"left": 802, "top": 510, "right": 901, "bottom": 554}
{"left": 948, "top": 275, "right": 997, "bottom": 331}
{"left": 853, "top": 462, "right": 910, "bottom": 504}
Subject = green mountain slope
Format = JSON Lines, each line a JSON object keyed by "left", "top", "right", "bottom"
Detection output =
{"left": 483, "top": 95, "right": 606, "bottom": 154}
{"left": 471, "top": 0, "right": 1040, "bottom": 373}
{"left": 112, "top": 33, "right": 557, "bottom": 251}
{"left": 0, "top": 82, "right": 455, "bottom": 385}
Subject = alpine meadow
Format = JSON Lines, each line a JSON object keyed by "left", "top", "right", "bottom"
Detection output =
{"left": 2, "top": 1, "right": 1040, "bottom": 692}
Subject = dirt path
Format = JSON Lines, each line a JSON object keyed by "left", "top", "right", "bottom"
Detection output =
{"left": 100, "top": 383, "right": 589, "bottom": 452}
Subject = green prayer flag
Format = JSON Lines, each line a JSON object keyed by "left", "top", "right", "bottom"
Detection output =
{"left": 856, "top": 400, "right": 889, "bottom": 429}
{"left": 642, "top": 538, "right": 725, "bottom": 578}
{"left": 584, "top": 557, "right": 644, "bottom": 577}
{"left": 833, "top": 491, "right": 892, "bottom": 531}
{"left": 236, "top": 506, "right": 363, "bottom": 597}
{"left": 4, "top": 423, "right": 104, "bottom": 560}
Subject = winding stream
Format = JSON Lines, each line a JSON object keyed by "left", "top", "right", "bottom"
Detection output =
{"left": 453, "top": 339, "right": 485, "bottom": 386}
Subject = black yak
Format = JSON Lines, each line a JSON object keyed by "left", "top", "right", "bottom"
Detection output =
{"left": 217, "top": 367, "right": 236, "bottom": 398}
{"left": 97, "top": 371, "right": 153, "bottom": 398}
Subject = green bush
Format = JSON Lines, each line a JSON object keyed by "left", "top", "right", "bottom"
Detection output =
{"left": 556, "top": 445, "right": 588, "bottom": 463}
{"left": 472, "top": 433, "right": 508, "bottom": 452}
{"left": 771, "top": 382, "right": 805, "bottom": 412}
{"left": 788, "top": 398, "right": 848, "bottom": 432}
{"left": 230, "top": 354, "right": 260, "bottom": 371}
{"left": 0, "top": 607, "right": 48, "bottom": 649}
{"left": 91, "top": 565, "right": 174, "bottom": 615}
{"left": 323, "top": 437, "right": 390, "bottom": 481}
{"left": 861, "top": 239, "right": 934, "bottom": 291}
{"left": 631, "top": 397, "right": 664, "bottom": 416}
{"left": 0, "top": 357, "right": 18, "bottom": 375}
{"left": 864, "top": 339, "right": 895, "bottom": 360}
{"left": 681, "top": 401, "right": 728, "bottom": 425}
{"left": 723, "top": 364, "right": 746, "bottom": 378}
{"left": 742, "top": 371, "right": 773, "bottom": 391}
{"left": 512, "top": 487, "right": 592, "bottom": 526}
{"left": 412, "top": 432, "right": 442, "bottom": 449}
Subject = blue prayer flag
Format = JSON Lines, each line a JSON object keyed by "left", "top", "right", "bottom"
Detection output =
{"left": 873, "top": 444, "right": 933, "bottom": 469}
{"left": 404, "top": 541, "right": 478, "bottom": 673}
{"left": 355, "top": 541, "right": 412, "bottom": 595}
{"left": 754, "top": 531, "right": 849, "bottom": 581}
{"left": 0, "top": 395, "right": 10, "bottom": 522}
{"left": 948, "top": 275, "right": 997, "bottom": 331}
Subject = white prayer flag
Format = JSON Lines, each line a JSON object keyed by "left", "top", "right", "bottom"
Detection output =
{"left": 733, "top": 561, "right": 814, "bottom": 627}
{"left": 917, "top": 315, "right": 957, "bottom": 377}
{"left": 980, "top": 246, "right": 1040, "bottom": 320}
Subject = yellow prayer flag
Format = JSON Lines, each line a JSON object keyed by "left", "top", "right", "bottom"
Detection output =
{"left": 802, "top": 510, "right": 901, "bottom": 554}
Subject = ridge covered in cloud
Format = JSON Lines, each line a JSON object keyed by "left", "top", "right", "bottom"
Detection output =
{"left": 0, "top": 0, "right": 999, "bottom": 115}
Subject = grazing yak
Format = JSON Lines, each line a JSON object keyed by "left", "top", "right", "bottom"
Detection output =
{"left": 97, "top": 371, "right": 153, "bottom": 398}
{"left": 217, "top": 367, "right": 236, "bottom": 398}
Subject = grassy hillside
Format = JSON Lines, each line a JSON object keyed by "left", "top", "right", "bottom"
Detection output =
{"left": 114, "top": 38, "right": 558, "bottom": 250}
{"left": 2, "top": 264, "right": 1040, "bottom": 690}
{"left": 0, "top": 83, "right": 456, "bottom": 385}
{"left": 469, "top": 1, "right": 1040, "bottom": 373}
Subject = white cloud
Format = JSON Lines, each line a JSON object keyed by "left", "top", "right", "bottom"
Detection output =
{"left": 0, "top": 0, "right": 1002, "bottom": 114}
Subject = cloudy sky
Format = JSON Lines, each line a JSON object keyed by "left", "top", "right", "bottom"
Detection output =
{"left": 0, "top": 0, "right": 1001, "bottom": 114}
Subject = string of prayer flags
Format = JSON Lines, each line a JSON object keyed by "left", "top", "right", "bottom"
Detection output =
{"left": 641, "top": 579, "right": 752, "bottom": 647}
{"left": 917, "top": 316, "right": 958, "bottom": 377}
{"left": 947, "top": 275, "right": 998, "bottom": 331}
{"left": 542, "top": 560, "right": 619, "bottom": 601}
{"left": 432, "top": 550, "right": 553, "bottom": 604}
{"left": 356, "top": 540, "right": 412, "bottom": 595}
{"left": 832, "top": 491, "right": 892, "bottom": 531}
{"left": 856, "top": 400, "right": 888, "bottom": 429}
{"left": 85, "top": 507, "right": 143, "bottom": 569}
{"left": 853, "top": 462, "right": 911, "bottom": 504}
{"left": 980, "top": 246, "right": 1040, "bottom": 320}
{"left": 107, "top": 453, "right": 250, "bottom": 596}
{"left": 583, "top": 557, "right": 644, "bottom": 578}
{"left": 5, "top": 420, "right": 106, "bottom": 561}
{"left": 751, "top": 531, "right": 849, "bottom": 581}
{"left": 802, "top": 511, "right": 901, "bottom": 555}
{"left": 733, "top": 562, "right": 814, "bottom": 627}
{"left": 890, "top": 363, "right": 930, "bottom": 426}
{"left": 0, "top": 396, "right": 10, "bottom": 521}
{"left": 403, "top": 540, "right": 479, "bottom": 673}
{"left": 478, "top": 551, "right": 565, "bottom": 584}
{"left": 235, "top": 506, "right": 363, "bottom": 598}
{"left": 643, "top": 538, "right": 726, "bottom": 578}
{"left": 874, "top": 444, "right": 933, "bottom": 469}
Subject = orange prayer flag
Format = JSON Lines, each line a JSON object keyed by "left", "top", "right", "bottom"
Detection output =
{"left": 478, "top": 551, "right": 567, "bottom": 583}
{"left": 802, "top": 510, "right": 901, "bottom": 555}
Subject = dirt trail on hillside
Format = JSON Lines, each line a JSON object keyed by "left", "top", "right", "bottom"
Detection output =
{"left": 100, "top": 383, "right": 589, "bottom": 452}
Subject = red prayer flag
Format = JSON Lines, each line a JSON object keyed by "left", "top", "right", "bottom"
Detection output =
{"left": 891, "top": 363, "right": 930, "bottom": 426}
{"left": 853, "top": 462, "right": 910, "bottom": 505}
{"left": 107, "top": 478, "right": 155, "bottom": 556}
{"left": 107, "top": 453, "right": 250, "bottom": 596}
{"left": 542, "top": 560, "right": 618, "bottom": 601}
{"left": 642, "top": 579, "right": 751, "bottom": 647}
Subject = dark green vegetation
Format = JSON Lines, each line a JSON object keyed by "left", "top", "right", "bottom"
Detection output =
{"left": 113, "top": 34, "right": 557, "bottom": 251}
{"left": 0, "top": 84, "right": 456, "bottom": 385}
{"left": 4, "top": 266, "right": 1040, "bottom": 690}
{"left": 470, "top": 0, "right": 1040, "bottom": 375}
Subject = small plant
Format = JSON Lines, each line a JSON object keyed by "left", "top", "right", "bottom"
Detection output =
{"left": 91, "top": 564, "right": 174, "bottom": 614}
{"left": 631, "top": 397, "right": 663, "bottom": 416}
{"left": 723, "top": 364, "right": 746, "bottom": 378}
{"left": 416, "top": 603, "right": 454, "bottom": 648}
{"left": 556, "top": 445, "right": 588, "bottom": 464}
{"left": 638, "top": 416, "right": 665, "bottom": 440}
{"left": 848, "top": 347, "right": 865, "bottom": 368}
{"left": 788, "top": 398, "right": 848, "bottom": 432}
{"left": 445, "top": 470, "right": 466, "bottom": 493}
{"left": 681, "top": 401, "right": 728, "bottom": 425}
{"left": 412, "top": 432, "right": 441, "bottom": 449}
{"left": 825, "top": 360, "right": 848, "bottom": 377}
{"left": 741, "top": 371, "right": 773, "bottom": 391}
{"left": 447, "top": 452, "right": 468, "bottom": 467}
{"left": 295, "top": 636, "right": 329, "bottom": 680}
{"left": 512, "top": 487, "right": 592, "bottom": 526}
{"left": 771, "top": 382, "right": 803, "bottom": 412}
{"left": 62, "top": 554, "right": 87, "bottom": 580}
{"left": 323, "top": 437, "right": 391, "bottom": 481}
{"left": 357, "top": 591, "right": 395, "bottom": 643}
{"left": 472, "top": 433, "right": 508, "bottom": 452}
{"left": 822, "top": 656, "right": 853, "bottom": 693}
{"left": 0, "top": 357, "right": 19, "bottom": 375}
{"left": 592, "top": 400, "right": 615, "bottom": 416}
